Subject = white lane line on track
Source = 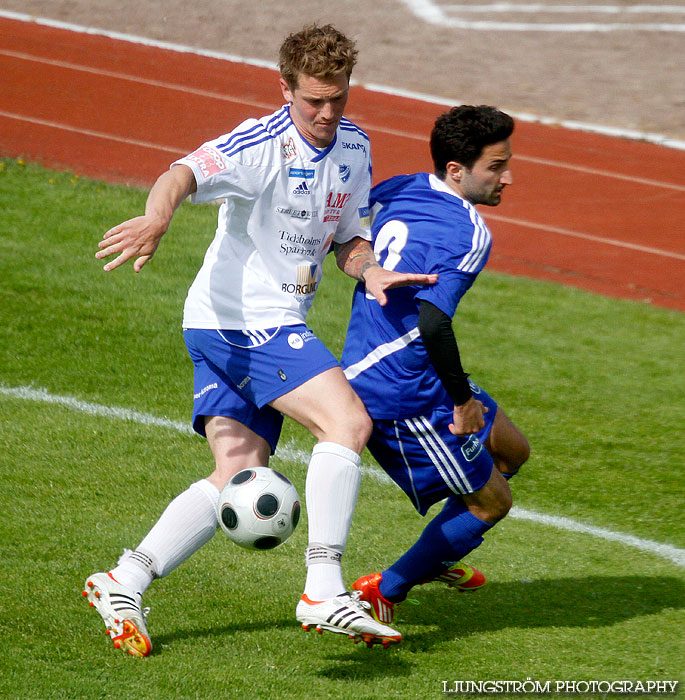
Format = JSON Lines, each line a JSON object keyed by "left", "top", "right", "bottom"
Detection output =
{"left": 444, "top": 4, "right": 685, "bottom": 14}
{"left": 484, "top": 214, "right": 685, "bottom": 261}
{"left": 361, "top": 120, "right": 685, "bottom": 192}
{"left": 0, "top": 109, "right": 184, "bottom": 155}
{"left": 4, "top": 107, "right": 681, "bottom": 261}
{"left": 1, "top": 10, "right": 684, "bottom": 152}
{"left": 2, "top": 382, "right": 683, "bottom": 568}
{"left": 361, "top": 82, "right": 685, "bottom": 152}
{"left": 402, "top": 0, "right": 685, "bottom": 31}
{"left": 0, "top": 48, "right": 277, "bottom": 112}
{"left": 3, "top": 47, "right": 684, "bottom": 194}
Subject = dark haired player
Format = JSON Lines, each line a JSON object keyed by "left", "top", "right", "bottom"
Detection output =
{"left": 341, "top": 105, "right": 531, "bottom": 623}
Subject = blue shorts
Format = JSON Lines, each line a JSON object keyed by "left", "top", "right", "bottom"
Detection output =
{"left": 367, "top": 381, "right": 498, "bottom": 515}
{"left": 183, "top": 326, "right": 340, "bottom": 452}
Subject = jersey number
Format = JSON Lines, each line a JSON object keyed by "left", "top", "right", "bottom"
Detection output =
{"left": 374, "top": 219, "right": 408, "bottom": 271}
{"left": 365, "top": 220, "right": 409, "bottom": 300}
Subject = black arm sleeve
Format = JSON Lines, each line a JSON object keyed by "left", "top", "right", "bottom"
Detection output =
{"left": 417, "top": 299, "right": 472, "bottom": 406}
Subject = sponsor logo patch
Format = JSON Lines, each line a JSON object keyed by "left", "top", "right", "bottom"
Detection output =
{"left": 289, "top": 167, "right": 315, "bottom": 179}
{"left": 358, "top": 206, "right": 370, "bottom": 228}
{"left": 287, "top": 330, "right": 315, "bottom": 350}
{"left": 237, "top": 376, "right": 252, "bottom": 390}
{"left": 461, "top": 435, "right": 484, "bottom": 462}
{"left": 281, "top": 264, "right": 318, "bottom": 296}
{"left": 292, "top": 181, "right": 310, "bottom": 196}
{"left": 342, "top": 142, "right": 367, "bottom": 155}
{"left": 194, "top": 382, "right": 218, "bottom": 399}
{"left": 287, "top": 333, "right": 304, "bottom": 350}
{"left": 324, "top": 191, "right": 351, "bottom": 222}
{"left": 279, "top": 230, "right": 322, "bottom": 257}
{"left": 185, "top": 147, "right": 228, "bottom": 178}
{"left": 276, "top": 207, "right": 317, "bottom": 220}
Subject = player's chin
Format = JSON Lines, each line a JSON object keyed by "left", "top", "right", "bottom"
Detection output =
{"left": 318, "top": 120, "right": 340, "bottom": 134}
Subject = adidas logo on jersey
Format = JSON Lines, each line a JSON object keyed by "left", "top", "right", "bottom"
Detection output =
{"left": 292, "top": 181, "right": 310, "bottom": 196}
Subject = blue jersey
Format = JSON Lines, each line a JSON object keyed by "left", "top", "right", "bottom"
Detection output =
{"left": 341, "top": 172, "right": 492, "bottom": 419}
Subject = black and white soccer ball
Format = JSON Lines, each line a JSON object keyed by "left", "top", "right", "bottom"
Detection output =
{"left": 218, "top": 467, "right": 301, "bottom": 550}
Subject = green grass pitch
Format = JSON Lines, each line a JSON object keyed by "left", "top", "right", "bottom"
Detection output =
{"left": 0, "top": 158, "right": 683, "bottom": 699}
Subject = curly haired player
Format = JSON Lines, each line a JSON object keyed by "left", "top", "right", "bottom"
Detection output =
{"left": 83, "top": 23, "right": 435, "bottom": 655}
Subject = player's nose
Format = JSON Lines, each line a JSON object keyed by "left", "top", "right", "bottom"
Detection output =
{"left": 501, "top": 168, "right": 513, "bottom": 186}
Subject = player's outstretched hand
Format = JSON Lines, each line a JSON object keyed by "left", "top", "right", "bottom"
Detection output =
{"left": 363, "top": 266, "right": 438, "bottom": 306}
{"left": 449, "top": 397, "right": 488, "bottom": 435}
{"left": 96, "top": 214, "right": 167, "bottom": 272}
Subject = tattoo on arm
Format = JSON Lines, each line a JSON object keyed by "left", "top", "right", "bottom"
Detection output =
{"left": 336, "top": 239, "right": 380, "bottom": 281}
{"left": 359, "top": 261, "right": 375, "bottom": 282}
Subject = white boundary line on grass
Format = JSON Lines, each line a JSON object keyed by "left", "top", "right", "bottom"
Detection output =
{"left": 3, "top": 383, "right": 683, "bottom": 568}
{"left": 1, "top": 9, "right": 685, "bottom": 151}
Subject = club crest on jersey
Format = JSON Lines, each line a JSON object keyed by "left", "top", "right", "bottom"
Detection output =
{"left": 339, "top": 164, "right": 351, "bottom": 183}
{"left": 281, "top": 137, "right": 297, "bottom": 160}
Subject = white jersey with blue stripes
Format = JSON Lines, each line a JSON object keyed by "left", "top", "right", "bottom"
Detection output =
{"left": 176, "top": 105, "right": 372, "bottom": 330}
{"left": 341, "top": 172, "right": 492, "bottom": 419}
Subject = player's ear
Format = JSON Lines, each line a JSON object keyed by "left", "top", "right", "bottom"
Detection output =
{"left": 445, "top": 160, "right": 465, "bottom": 183}
{"left": 280, "top": 77, "right": 294, "bottom": 104}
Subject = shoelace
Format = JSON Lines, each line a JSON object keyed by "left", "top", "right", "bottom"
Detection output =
{"left": 346, "top": 589, "right": 372, "bottom": 614}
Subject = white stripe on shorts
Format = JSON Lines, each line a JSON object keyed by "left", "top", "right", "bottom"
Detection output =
{"left": 394, "top": 420, "right": 422, "bottom": 511}
{"left": 216, "top": 328, "right": 280, "bottom": 348}
{"left": 404, "top": 416, "right": 473, "bottom": 495}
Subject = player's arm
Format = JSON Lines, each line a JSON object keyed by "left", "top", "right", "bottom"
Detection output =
{"left": 417, "top": 299, "right": 487, "bottom": 435}
{"left": 334, "top": 236, "right": 437, "bottom": 306}
{"left": 96, "top": 164, "right": 197, "bottom": 272}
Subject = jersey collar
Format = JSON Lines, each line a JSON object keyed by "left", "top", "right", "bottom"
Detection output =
{"left": 428, "top": 173, "right": 466, "bottom": 202}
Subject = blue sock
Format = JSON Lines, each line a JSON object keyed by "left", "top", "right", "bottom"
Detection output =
{"left": 379, "top": 498, "right": 492, "bottom": 602}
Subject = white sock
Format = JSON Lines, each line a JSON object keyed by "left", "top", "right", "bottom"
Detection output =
{"left": 303, "top": 442, "right": 361, "bottom": 600}
{"left": 110, "top": 479, "right": 219, "bottom": 595}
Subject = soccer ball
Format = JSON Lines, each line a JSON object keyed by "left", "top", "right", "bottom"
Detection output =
{"left": 218, "top": 467, "right": 301, "bottom": 550}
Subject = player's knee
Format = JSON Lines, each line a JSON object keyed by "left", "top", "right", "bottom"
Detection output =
{"left": 497, "top": 434, "right": 531, "bottom": 477}
{"left": 515, "top": 434, "right": 531, "bottom": 468}
{"left": 495, "top": 488, "right": 513, "bottom": 520}
{"left": 468, "top": 474, "right": 512, "bottom": 524}
{"left": 342, "top": 407, "right": 372, "bottom": 451}
{"left": 319, "top": 403, "right": 371, "bottom": 453}
{"left": 485, "top": 483, "right": 512, "bottom": 522}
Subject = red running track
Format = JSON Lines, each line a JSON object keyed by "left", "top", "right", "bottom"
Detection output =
{"left": 2, "top": 16, "right": 684, "bottom": 310}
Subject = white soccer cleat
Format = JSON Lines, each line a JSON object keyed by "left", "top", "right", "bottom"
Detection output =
{"left": 82, "top": 572, "right": 152, "bottom": 657}
{"left": 296, "top": 590, "right": 402, "bottom": 648}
